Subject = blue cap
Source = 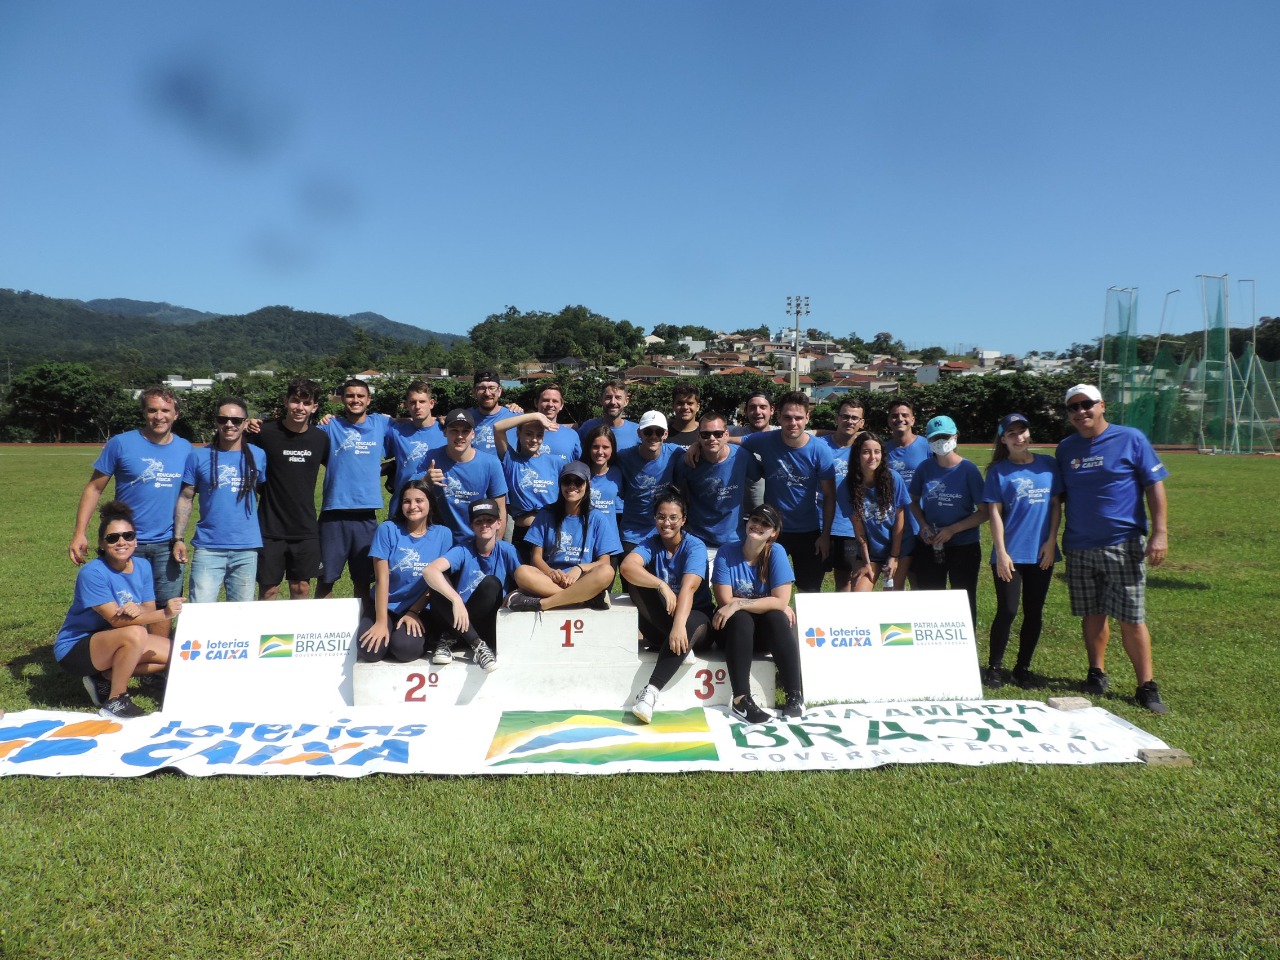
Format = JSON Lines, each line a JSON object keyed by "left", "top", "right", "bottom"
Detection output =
{"left": 998, "top": 413, "right": 1029, "bottom": 436}
{"left": 924, "top": 415, "right": 958, "bottom": 439}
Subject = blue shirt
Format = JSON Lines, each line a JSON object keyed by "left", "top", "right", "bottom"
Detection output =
{"left": 527, "top": 508, "right": 622, "bottom": 569}
{"left": 587, "top": 466, "right": 625, "bottom": 519}
{"left": 502, "top": 449, "right": 561, "bottom": 517}
{"left": 983, "top": 456, "right": 1063, "bottom": 565}
{"left": 469, "top": 405, "right": 520, "bottom": 457}
{"left": 55, "top": 557, "right": 155, "bottom": 660}
{"left": 92, "top": 430, "right": 193, "bottom": 543}
{"left": 818, "top": 435, "right": 856, "bottom": 538}
{"left": 369, "top": 521, "right": 452, "bottom": 615}
{"left": 183, "top": 445, "right": 268, "bottom": 549}
{"left": 321, "top": 414, "right": 393, "bottom": 511}
{"left": 616, "top": 443, "right": 684, "bottom": 542}
{"left": 442, "top": 539, "right": 521, "bottom": 601}
{"left": 387, "top": 420, "right": 445, "bottom": 499}
{"left": 837, "top": 471, "right": 911, "bottom": 562}
{"left": 415, "top": 448, "right": 508, "bottom": 544}
{"left": 674, "top": 445, "right": 760, "bottom": 547}
{"left": 909, "top": 457, "right": 985, "bottom": 547}
{"left": 712, "top": 540, "right": 795, "bottom": 600}
{"left": 505, "top": 424, "right": 581, "bottom": 465}
{"left": 631, "top": 533, "right": 714, "bottom": 613}
{"left": 740, "top": 432, "right": 835, "bottom": 533}
{"left": 1056, "top": 424, "right": 1169, "bottom": 551}
{"left": 886, "top": 434, "right": 930, "bottom": 538}
{"left": 578, "top": 417, "right": 641, "bottom": 451}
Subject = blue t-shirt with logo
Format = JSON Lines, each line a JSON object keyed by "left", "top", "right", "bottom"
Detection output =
{"left": 387, "top": 420, "right": 445, "bottom": 500}
{"left": 369, "top": 520, "right": 452, "bottom": 615}
{"left": 502, "top": 448, "right": 562, "bottom": 517}
{"left": 55, "top": 557, "right": 156, "bottom": 659}
{"left": 92, "top": 430, "right": 193, "bottom": 543}
{"left": 183, "top": 445, "right": 268, "bottom": 549}
{"left": 587, "top": 466, "right": 624, "bottom": 519}
{"left": 616, "top": 443, "right": 684, "bottom": 542}
{"left": 321, "top": 413, "right": 393, "bottom": 511}
{"left": 818, "top": 435, "right": 856, "bottom": 538}
{"left": 416, "top": 448, "right": 508, "bottom": 544}
{"left": 837, "top": 470, "right": 912, "bottom": 562}
{"left": 505, "top": 424, "right": 582, "bottom": 465}
{"left": 578, "top": 417, "right": 641, "bottom": 451}
{"left": 674, "top": 445, "right": 760, "bottom": 547}
{"left": 527, "top": 509, "right": 622, "bottom": 569}
{"left": 712, "top": 540, "right": 795, "bottom": 600}
{"left": 983, "top": 455, "right": 1063, "bottom": 565}
{"left": 740, "top": 432, "right": 835, "bottom": 533}
{"left": 1056, "top": 424, "right": 1169, "bottom": 551}
{"left": 909, "top": 457, "right": 985, "bottom": 547}
{"left": 469, "top": 405, "right": 519, "bottom": 457}
{"left": 442, "top": 539, "right": 521, "bottom": 602}
{"left": 631, "top": 533, "right": 714, "bottom": 613}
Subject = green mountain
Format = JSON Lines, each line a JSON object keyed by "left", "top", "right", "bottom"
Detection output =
{"left": 77, "top": 298, "right": 218, "bottom": 324}
{"left": 346, "top": 311, "right": 463, "bottom": 347}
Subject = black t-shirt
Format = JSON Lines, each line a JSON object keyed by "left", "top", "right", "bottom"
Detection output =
{"left": 247, "top": 420, "right": 331, "bottom": 540}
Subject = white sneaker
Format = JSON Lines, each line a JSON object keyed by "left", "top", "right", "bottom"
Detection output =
{"left": 631, "top": 686, "right": 658, "bottom": 724}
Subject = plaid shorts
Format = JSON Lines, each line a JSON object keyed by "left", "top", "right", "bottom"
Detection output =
{"left": 1064, "top": 538, "right": 1147, "bottom": 623}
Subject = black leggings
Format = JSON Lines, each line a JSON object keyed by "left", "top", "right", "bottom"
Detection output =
{"left": 629, "top": 584, "right": 711, "bottom": 690}
{"left": 427, "top": 575, "right": 505, "bottom": 650}
{"left": 714, "top": 608, "right": 802, "bottom": 699}
{"left": 988, "top": 562, "right": 1054, "bottom": 670}
{"left": 357, "top": 601, "right": 430, "bottom": 663}
{"left": 912, "top": 541, "right": 981, "bottom": 630}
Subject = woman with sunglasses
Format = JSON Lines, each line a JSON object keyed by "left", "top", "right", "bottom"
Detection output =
{"left": 173, "top": 398, "right": 266, "bottom": 603}
{"left": 840, "top": 431, "right": 910, "bottom": 592}
{"left": 55, "top": 501, "right": 182, "bottom": 718}
{"left": 359, "top": 479, "right": 453, "bottom": 664}
{"left": 711, "top": 503, "right": 803, "bottom": 724}
{"left": 622, "top": 487, "right": 714, "bottom": 722}
{"left": 981, "top": 413, "right": 1062, "bottom": 688}
{"left": 507, "top": 461, "right": 621, "bottom": 612}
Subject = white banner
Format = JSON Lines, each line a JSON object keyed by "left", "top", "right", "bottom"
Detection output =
{"left": 0, "top": 701, "right": 1167, "bottom": 778}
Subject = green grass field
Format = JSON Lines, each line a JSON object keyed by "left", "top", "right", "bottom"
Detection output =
{"left": 1, "top": 445, "right": 1278, "bottom": 959}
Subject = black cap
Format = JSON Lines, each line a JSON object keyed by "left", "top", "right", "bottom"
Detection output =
{"left": 443, "top": 408, "right": 475, "bottom": 429}
{"left": 473, "top": 369, "right": 501, "bottom": 386}
{"left": 469, "top": 498, "right": 501, "bottom": 521}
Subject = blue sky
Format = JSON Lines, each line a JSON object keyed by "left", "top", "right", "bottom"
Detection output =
{"left": 2, "top": 1, "right": 1277, "bottom": 357}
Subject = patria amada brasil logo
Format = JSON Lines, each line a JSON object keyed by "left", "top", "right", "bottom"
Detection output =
{"left": 259, "top": 634, "right": 294, "bottom": 658}
{"left": 880, "top": 623, "right": 915, "bottom": 646}
{"left": 806, "top": 625, "right": 876, "bottom": 648}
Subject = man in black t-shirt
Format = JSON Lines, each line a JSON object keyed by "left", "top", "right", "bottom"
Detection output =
{"left": 247, "top": 378, "right": 331, "bottom": 600}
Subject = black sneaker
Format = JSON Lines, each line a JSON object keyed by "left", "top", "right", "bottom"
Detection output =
{"left": 506, "top": 591, "right": 543, "bottom": 613}
{"left": 781, "top": 691, "right": 805, "bottom": 720}
{"left": 1083, "top": 667, "right": 1110, "bottom": 695}
{"left": 471, "top": 639, "right": 498, "bottom": 673}
{"left": 431, "top": 639, "right": 454, "bottom": 665}
{"left": 982, "top": 665, "right": 1005, "bottom": 688}
{"left": 99, "top": 692, "right": 146, "bottom": 719}
{"left": 586, "top": 591, "right": 612, "bottom": 611}
{"left": 730, "top": 695, "right": 775, "bottom": 725}
{"left": 135, "top": 672, "right": 167, "bottom": 697}
{"left": 1135, "top": 680, "right": 1169, "bottom": 715}
{"left": 82, "top": 673, "right": 111, "bottom": 708}
{"left": 1011, "top": 667, "right": 1045, "bottom": 690}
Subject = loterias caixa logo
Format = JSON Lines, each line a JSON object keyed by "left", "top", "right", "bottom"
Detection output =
{"left": 805, "top": 625, "right": 876, "bottom": 648}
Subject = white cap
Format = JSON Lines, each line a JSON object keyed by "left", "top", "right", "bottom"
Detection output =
{"left": 637, "top": 410, "right": 668, "bottom": 432}
{"left": 1064, "top": 384, "right": 1103, "bottom": 405}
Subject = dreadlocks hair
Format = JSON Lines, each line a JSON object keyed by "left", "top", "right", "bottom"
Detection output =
{"left": 848, "top": 431, "right": 895, "bottom": 517}
{"left": 210, "top": 397, "right": 259, "bottom": 507}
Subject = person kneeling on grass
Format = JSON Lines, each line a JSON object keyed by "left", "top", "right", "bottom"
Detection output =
{"left": 507, "top": 461, "right": 620, "bottom": 612}
{"left": 622, "top": 487, "right": 714, "bottom": 723}
{"left": 422, "top": 498, "right": 519, "bottom": 672}
{"left": 55, "top": 501, "right": 182, "bottom": 719}
{"left": 711, "top": 503, "right": 804, "bottom": 724}
{"left": 357, "top": 480, "right": 452, "bottom": 664}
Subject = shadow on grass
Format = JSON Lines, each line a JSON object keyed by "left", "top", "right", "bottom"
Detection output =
{"left": 1147, "top": 576, "right": 1210, "bottom": 591}
{"left": 4, "top": 648, "right": 98, "bottom": 712}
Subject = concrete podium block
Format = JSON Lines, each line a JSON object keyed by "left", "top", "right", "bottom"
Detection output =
{"left": 1138, "top": 748, "right": 1193, "bottom": 767}
{"left": 1048, "top": 696, "right": 1094, "bottom": 711}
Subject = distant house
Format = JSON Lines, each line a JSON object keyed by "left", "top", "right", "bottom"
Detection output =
{"left": 551, "top": 356, "right": 590, "bottom": 372}
{"left": 624, "top": 365, "right": 670, "bottom": 384}
{"left": 972, "top": 349, "right": 1004, "bottom": 369}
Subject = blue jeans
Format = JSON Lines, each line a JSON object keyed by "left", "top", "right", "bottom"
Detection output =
{"left": 189, "top": 548, "right": 258, "bottom": 603}
{"left": 136, "top": 540, "right": 186, "bottom": 607}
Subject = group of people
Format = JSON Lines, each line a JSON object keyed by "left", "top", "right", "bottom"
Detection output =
{"left": 57, "top": 370, "right": 1171, "bottom": 721}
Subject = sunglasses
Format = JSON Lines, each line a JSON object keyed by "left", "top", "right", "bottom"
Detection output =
{"left": 215, "top": 415, "right": 247, "bottom": 426}
{"left": 560, "top": 476, "right": 587, "bottom": 487}
{"left": 104, "top": 530, "right": 137, "bottom": 544}
{"left": 1067, "top": 400, "right": 1099, "bottom": 413}
{"left": 699, "top": 430, "right": 726, "bottom": 439}
{"left": 641, "top": 428, "right": 665, "bottom": 438}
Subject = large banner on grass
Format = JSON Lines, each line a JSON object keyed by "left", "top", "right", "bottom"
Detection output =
{"left": 0, "top": 701, "right": 1168, "bottom": 778}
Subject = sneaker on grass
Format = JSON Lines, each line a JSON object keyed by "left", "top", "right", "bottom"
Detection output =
{"left": 83, "top": 673, "right": 111, "bottom": 708}
{"left": 471, "top": 639, "right": 498, "bottom": 673}
{"left": 730, "top": 695, "right": 775, "bottom": 725}
{"left": 135, "top": 672, "right": 167, "bottom": 696}
{"left": 1083, "top": 667, "right": 1110, "bottom": 696}
{"left": 631, "top": 686, "right": 658, "bottom": 724}
{"left": 1135, "top": 680, "right": 1169, "bottom": 714}
{"left": 781, "top": 691, "right": 805, "bottom": 720}
{"left": 99, "top": 692, "right": 146, "bottom": 719}
{"left": 1011, "top": 667, "right": 1045, "bottom": 690}
{"left": 982, "top": 665, "right": 1005, "bottom": 688}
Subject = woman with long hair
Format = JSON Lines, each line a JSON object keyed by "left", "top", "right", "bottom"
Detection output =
{"left": 55, "top": 501, "right": 181, "bottom": 718}
{"left": 494, "top": 412, "right": 562, "bottom": 564}
{"left": 358, "top": 479, "right": 452, "bottom": 664}
{"left": 982, "top": 413, "right": 1062, "bottom": 688}
{"left": 581, "top": 424, "right": 624, "bottom": 576}
{"left": 840, "top": 431, "right": 910, "bottom": 592}
{"left": 622, "top": 487, "right": 714, "bottom": 722}
{"left": 508, "top": 461, "right": 621, "bottom": 612}
{"left": 711, "top": 503, "right": 803, "bottom": 724}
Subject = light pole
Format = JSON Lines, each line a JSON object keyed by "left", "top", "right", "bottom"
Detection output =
{"left": 785, "top": 295, "right": 809, "bottom": 391}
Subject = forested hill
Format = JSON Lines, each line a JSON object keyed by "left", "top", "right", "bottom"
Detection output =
{"left": 0, "top": 289, "right": 461, "bottom": 373}
{"left": 77, "top": 298, "right": 218, "bottom": 324}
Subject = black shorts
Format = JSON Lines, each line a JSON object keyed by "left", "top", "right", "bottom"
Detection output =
{"left": 58, "top": 636, "right": 99, "bottom": 678}
{"left": 830, "top": 535, "right": 861, "bottom": 572}
{"left": 258, "top": 538, "right": 323, "bottom": 586}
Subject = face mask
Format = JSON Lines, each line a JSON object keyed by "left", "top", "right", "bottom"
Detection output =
{"left": 929, "top": 437, "right": 957, "bottom": 456}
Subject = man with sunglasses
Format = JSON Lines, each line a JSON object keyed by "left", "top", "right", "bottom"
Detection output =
{"left": 1056, "top": 384, "right": 1170, "bottom": 714}
{"left": 616, "top": 411, "right": 685, "bottom": 551}
{"left": 69, "top": 387, "right": 192, "bottom": 636}
{"left": 674, "top": 411, "right": 760, "bottom": 561}
{"left": 820, "top": 398, "right": 867, "bottom": 591}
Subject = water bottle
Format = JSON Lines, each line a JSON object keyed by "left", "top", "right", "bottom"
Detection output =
{"left": 883, "top": 567, "right": 894, "bottom": 590}
{"left": 932, "top": 526, "right": 945, "bottom": 564}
